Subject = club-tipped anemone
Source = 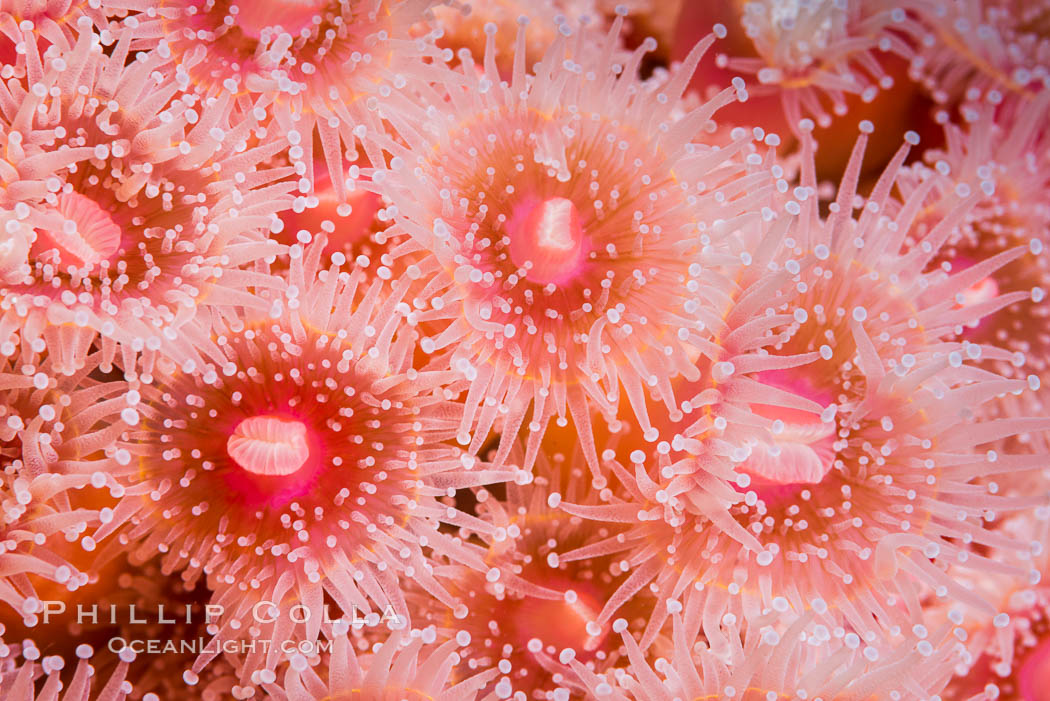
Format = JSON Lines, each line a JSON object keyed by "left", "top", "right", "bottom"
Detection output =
{"left": 923, "top": 94, "right": 1050, "bottom": 248}
{"left": 4, "top": 553, "right": 243, "bottom": 701}
{"left": 954, "top": 590, "right": 1050, "bottom": 701}
{"left": 440, "top": 446, "right": 646, "bottom": 697}
{"left": 715, "top": 0, "right": 910, "bottom": 130}
{"left": 276, "top": 165, "right": 383, "bottom": 260}
{"left": 0, "top": 350, "right": 127, "bottom": 501}
{"left": 106, "top": 0, "right": 444, "bottom": 202}
{"left": 563, "top": 611, "right": 967, "bottom": 700}
{"left": 1, "top": 2, "right": 1048, "bottom": 697}
{"left": 943, "top": 511, "right": 1050, "bottom": 701}
{"left": 901, "top": 0, "right": 1050, "bottom": 105}
{"left": 0, "top": 475, "right": 99, "bottom": 627}
{"left": 0, "top": 350, "right": 131, "bottom": 623}
{"left": 410, "top": 565, "right": 605, "bottom": 699}
{"left": 0, "top": 643, "right": 137, "bottom": 701}
{"left": 431, "top": 0, "right": 606, "bottom": 78}
{"left": 372, "top": 12, "right": 776, "bottom": 480}
{"left": 962, "top": 619, "right": 1050, "bottom": 701}
{"left": 0, "top": 2, "right": 111, "bottom": 80}
{"left": 554, "top": 125, "right": 1050, "bottom": 647}
{"left": 898, "top": 96, "right": 1050, "bottom": 446}
{"left": 261, "top": 625, "right": 496, "bottom": 701}
{"left": 92, "top": 237, "right": 521, "bottom": 679}
{"left": 0, "top": 27, "right": 295, "bottom": 378}
{"left": 557, "top": 357, "right": 1050, "bottom": 652}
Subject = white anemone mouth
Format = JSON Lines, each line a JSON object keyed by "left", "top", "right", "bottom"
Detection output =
{"left": 743, "top": 410, "right": 836, "bottom": 485}
{"left": 227, "top": 415, "right": 311, "bottom": 477}
{"left": 31, "top": 192, "right": 121, "bottom": 272}
{"left": 506, "top": 196, "right": 588, "bottom": 285}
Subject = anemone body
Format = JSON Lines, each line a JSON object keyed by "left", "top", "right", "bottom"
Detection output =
{"left": 0, "top": 0, "right": 110, "bottom": 79}
{"left": 0, "top": 643, "right": 136, "bottom": 701}
{"left": 0, "top": 28, "right": 294, "bottom": 378}
{"left": 262, "top": 625, "right": 495, "bottom": 701}
{"left": 428, "top": 448, "right": 642, "bottom": 698}
{"left": 565, "top": 612, "right": 966, "bottom": 700}
{"left": 92, "top": 238, "right": 517, "bottom": 681}
{"left": 104, "top": 0, "right": 442, "bottom": 201}
{"left": 717, "top": 0, "right": 910, "bottom": 130}
{"left": 901, "top": 0, "right": 1050, "bottom": 105}
{"left": 0, "top": 350, "right": 129, "bottom": 625}
{"left": 276, "top": 165, "right": 383, "bottom": 260}
{"left": 557, "top": 128, "right": 1050, "bottom": 652}
{"left": 373, "top": 13, "right": 774, "bottom": 479}
{"left": 901, "top": 95, "right": 1050, "bottom": 459}
{"left": 431, "top": 0, "right": 605, "bottom": 78}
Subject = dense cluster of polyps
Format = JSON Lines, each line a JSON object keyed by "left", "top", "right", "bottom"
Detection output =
{"left": 0, "top": 0, "right": 1048, "bottom": 699}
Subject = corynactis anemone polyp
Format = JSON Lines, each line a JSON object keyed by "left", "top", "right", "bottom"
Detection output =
{"left": 3, "top": 1, "right": 1050, "bottom": 699}
{"left": 434, "top": 448, "right": 646, "bottom": 697}
{"left": 554, "top": 126, "right": 1050, "bottom": 648}
{"left": 0, "top": 0, "right": 111, "bottom": 79}
{"left": 714, "top": 0, "right": 910, "bottom": 131}
{"left": 372, "top": 12, "right": 776, "bottom": 479}
{"left": 0, "top": 643, "right": 136, "bottom": 701}
{"left": 0, "top": 349, "right": 131, "bottom": 626}
{"left": 276, "top": 165, "right": 382, "bottom": 259}
{"left": 431, "top": 0, "right": 606, "bottom": 78}
{"left": 262, "top": 625, "right": 496, "bottom": 701}
{"left": 0, "top": 27, "right": 295, "bottom": 378}
{"left": 904, "top": 96, "right": 1050, "bottom": 431}
{"left": 92, "top": 239, "right": 518, "bottom": 679}
{"left": 15, "top": 554, "right": 243, "bottom": 701}
{"left": 411, "top": 565, "right": 611, "bottom": 699}
{"left": 952, "top": 570, "right": 1050, "bottom": 700}
{"left": 109, "top": 0, "right": 444, "bottom": 201}
{"left": 903, "top": 0, "right": 1050, "bottom": 105}
{"left": 564, "top": 611, "right": 967, "bottom": 700}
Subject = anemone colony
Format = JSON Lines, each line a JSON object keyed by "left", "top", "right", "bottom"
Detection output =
{"left": 0, "top": 0, "right": 1049, "bottom": 699}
